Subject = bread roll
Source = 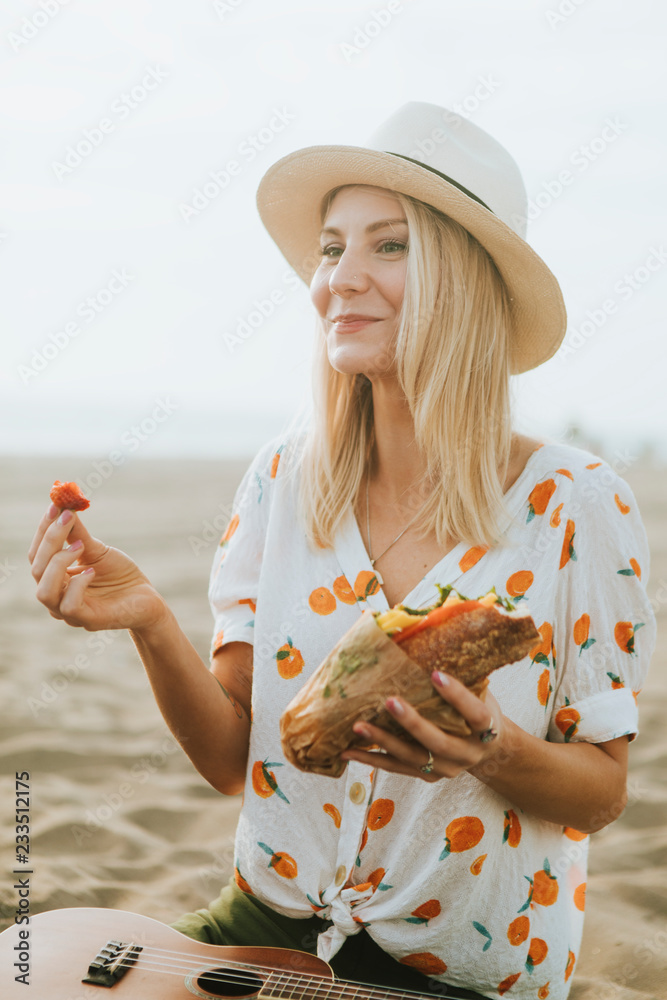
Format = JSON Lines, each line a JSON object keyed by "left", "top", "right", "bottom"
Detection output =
{"left": 280, "top": 601, "right": 539, "bottom": 777}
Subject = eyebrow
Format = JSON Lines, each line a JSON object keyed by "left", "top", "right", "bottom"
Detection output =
{"left": 320, "top": 217, "right": 409, "bottom": 237}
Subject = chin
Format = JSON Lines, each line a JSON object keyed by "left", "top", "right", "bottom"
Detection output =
{"left": 328, "top": 346, "right": 395, "bottom": 379}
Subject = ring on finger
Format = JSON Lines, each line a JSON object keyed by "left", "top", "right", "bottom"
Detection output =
{"left": 420, "top": 750, "right": 435, "bottom": 774}
{"left": 479, "top": 724, "right": 498, "bottom": 743}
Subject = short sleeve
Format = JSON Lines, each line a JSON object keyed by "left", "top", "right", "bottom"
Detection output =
{"left": 549, "top": 465, "right": 657, "bottom": 745}
{"left": 207, "top": 438, "right": 279, "bottom": 658}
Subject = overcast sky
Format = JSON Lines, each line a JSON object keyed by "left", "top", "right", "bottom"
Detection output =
{"left": 1, "top": 0, "right": 665, "bottom": 460}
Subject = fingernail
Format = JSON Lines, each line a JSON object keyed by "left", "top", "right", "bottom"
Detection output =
{"left": 67, "top": 540, "right": 83, "bottom": 552}
{"left": 432, "top": 670, "right": 449, "bottom": 686}
{"left": 386, "top": 697, "right": 404, "bottom": 716}
{"left": 58, "top": 509, "right": 73, "bottom": 525}
{"left": 47, "top": 503, "right": 59, "bottom": 519}
{"left": 354, "top": 723, "right": 372, "bottom": 738}
{"left": 82, "top": 567, "right": 95, "bottom": 576}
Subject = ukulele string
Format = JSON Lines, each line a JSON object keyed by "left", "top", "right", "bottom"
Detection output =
{"left": 108, "top": 948, "right": 433, "bottom": 998}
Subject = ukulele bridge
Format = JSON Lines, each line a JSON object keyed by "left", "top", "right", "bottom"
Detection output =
{"left": 82, "top": 939, "right": 142, "bottom": 987}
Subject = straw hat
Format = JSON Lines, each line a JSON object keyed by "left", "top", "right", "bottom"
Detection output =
{"left": 256, "top": 101, "right": 566, "bottom": 374}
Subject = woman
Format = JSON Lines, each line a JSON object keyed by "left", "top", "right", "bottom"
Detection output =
{"left": 29, "top": 103, "right": 655, "bottom": 1000}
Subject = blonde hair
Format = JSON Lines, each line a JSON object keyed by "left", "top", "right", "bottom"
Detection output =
{"left": 292, "top": 185, "right": 515, "bottom": 553}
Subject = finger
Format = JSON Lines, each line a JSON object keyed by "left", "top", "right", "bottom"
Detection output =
{"left": 342, "top": 746, "right": 430, "bottom": 779}
{"left": 27, "top": 503, "right": 60, "bottom": 563}
{"left": 31, "top": 509, "right": 107, "bottom": 583}
{"left": 35, "top": 538, "right": 88, "bottom": 613}
{"left": 58, "top": 566, "right": 97, "bottom": 626}
{"left": 382, "top": 698, "right": 481, "bottom": 771}
{"left": 431, "top": 671, "right": 495, "bottom": 733}
{"left": 30, "top": 508, "right": 80, "bottom": 581}
{"left": 353, "top": 715, "right": 438, "bottom": 767}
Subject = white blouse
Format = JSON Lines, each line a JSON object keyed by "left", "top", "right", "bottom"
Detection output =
{"left": 208, "top": 431, "right": 656, "bottom": 1000}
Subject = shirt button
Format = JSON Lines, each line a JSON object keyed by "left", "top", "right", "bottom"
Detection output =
{"left": 349, "top": 782, "right": 366, "bottom": 804}
{"left": 334, "top": 864, "right": 347, "bottom": 886}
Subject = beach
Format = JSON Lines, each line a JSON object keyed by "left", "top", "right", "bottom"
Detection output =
{"left": 0, "top": 450, "right": 665, "bottom": 999}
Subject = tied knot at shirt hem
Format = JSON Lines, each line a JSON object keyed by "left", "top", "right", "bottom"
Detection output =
{"left": 316, "top": 883, "right": 375, "bottom": 961}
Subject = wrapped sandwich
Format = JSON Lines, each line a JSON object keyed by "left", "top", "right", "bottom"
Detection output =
{"left": 280, "top": 585, "right": 539, "bottom": 777}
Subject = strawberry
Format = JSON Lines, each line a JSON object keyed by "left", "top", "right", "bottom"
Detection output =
{"left": 49, "top": 481, "right": 90, "bottom": 511}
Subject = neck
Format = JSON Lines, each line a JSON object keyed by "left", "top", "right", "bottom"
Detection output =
{"left": 367, "top": 381, "right": 430, "bottom": 503}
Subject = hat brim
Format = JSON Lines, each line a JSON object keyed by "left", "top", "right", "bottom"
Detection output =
{"left": 256, "top": 145, "right": 567, "bottom": 375}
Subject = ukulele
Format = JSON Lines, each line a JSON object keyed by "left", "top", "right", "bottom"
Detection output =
{"left": 0, "top": 906, "right": 442, "bottom": 999}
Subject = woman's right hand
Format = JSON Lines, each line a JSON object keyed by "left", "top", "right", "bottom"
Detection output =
{"left": 29, "top": 503, "right": 169, "bottom": 634}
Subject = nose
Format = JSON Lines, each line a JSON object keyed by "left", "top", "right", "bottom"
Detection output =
{"left": 327, "top": 249, "right": 369, "bottom": 296}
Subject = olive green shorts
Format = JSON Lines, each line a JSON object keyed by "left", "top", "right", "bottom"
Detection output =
{"left": 170, "top": 878, "right": 490, "bottom": 998}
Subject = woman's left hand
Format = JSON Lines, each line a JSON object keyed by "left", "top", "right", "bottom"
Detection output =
{"left": 340, "top": 670, "right": 506, "bottom": 781}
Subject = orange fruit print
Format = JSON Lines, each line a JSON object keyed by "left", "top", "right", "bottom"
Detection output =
{"left": 519, "top": 860, "right": 559, "bottom": 912}
{"left": 400, "top": 953, "right": 447, "bottom": 976}
{"left": 526, "top": 938, "right": 548, "bottom": 972}
{"left": 309, "top": 587, "right": 337, "bottom": 615}
{"left": 470, "top": 854, "right": 487, "bottom": 875}
{"left": 527, "top": 479, "right": 557, "bottom": 521}
{"left": 555, "top": 704, "right": 580, "bottom": 741}
{"left": 333, "top": 575, "right": 357, "bottom": 605}
{"left": 550, "top": 502, "right": 563, "bottom": 528}
{"left": 367, "top": 798, "right": 394, "bottom": 830}
{"left": 251, "top": 760, "right": 289, "bottom": 803}
{"left": 573, "top": 613, "right": 589, "bottom": 647}
{"left": 530, "top": 622, "right": 553, "bottom": 666}
{"left": 503, "top": 810, "right": 521, "bottom": 847}
{"left": 219, "top": 513, "right": 239, "bottom": 546}
{"left": 537, "top": 669, "right": 552, "bottom": 708}
{"left": 574, "top": 882, "right": 586, "bottom": 911}
{"left": 614, "top": 494, "right": 630, "bottom": 514}
{"left": 275, "top": 637, "right": 304, "bottom": 678}
{"left": 323, "top": 803, "right": 341, "bottom": 828}
{"left": 537, "top": 985, "right": 550, "bottom": 999}
{"left": 367, "top": 868, "right": 389, "bottom": 890}
{"left": 614, "top": 620, "right": 643, "bottom": 655}
{"left": 458, "top": 545, "right": 488, "bottom": 573}
{"left": 559, "top": 519, "right": 577, "bottom": 569}
{"left": 440, "top": 816, "right": 484, "bottom": 859}
{"left": 629, "top": 557, "right": 642, "bottom": 579}
{"left": 532, "top": 868, "right": 559, "bottom": 906}
{"left": 507, "top": 915, "right": 530, "bottom": 946}
{"left": 270, "top": 447, "right": 283, "bottom": 479}
{"left": 564, "top": 950, "right": 576, "bottom": 981}
{"left": 506, "top": 570, "right": 534, "bottom": 599}
{"left": 563, "top": 827, "right": 587, "bottom": 842}
{"left": 234, "top": 865, "right": 253, "bottom": 894}
{"left": 354, "top": 570, "right": 381, "bottom": 601}
{"left": 498, "top": 972, "right": 521, "bottom": 995}
{"left": 257, "top": 842, "right": 297, "bottom": 878}
{"left": 406, "top": 899, "right": 441, "bottom": 924}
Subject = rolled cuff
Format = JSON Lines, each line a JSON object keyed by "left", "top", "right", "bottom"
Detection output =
{"left": 549, "top": 687, "right": 639, "bottom": 745}
{"left": 210, "top": 607, "right": 256, "bottom": 658}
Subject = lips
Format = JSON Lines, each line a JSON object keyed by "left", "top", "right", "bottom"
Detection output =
{"left": 330, "top": 314, "right": 382, "bottom": 333}
{"left": 331, "top": 314, "right": 380, "bottom": 323}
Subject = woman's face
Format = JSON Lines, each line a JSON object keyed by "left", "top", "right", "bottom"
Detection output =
{"left": 310, "top": 185, "right": 408, "bottom": 379}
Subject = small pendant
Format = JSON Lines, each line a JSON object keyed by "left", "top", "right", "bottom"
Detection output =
{"left": 369, "top": 558, "right": 383, "bottom": 585}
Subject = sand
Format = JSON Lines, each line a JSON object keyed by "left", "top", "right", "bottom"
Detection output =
{"left": 0, "top": 451, "right": 665, "bottom": 999}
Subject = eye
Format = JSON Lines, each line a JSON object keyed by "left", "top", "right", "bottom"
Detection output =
{"left": 318, "top": 244, "right": 342, "bottom": 258}
{"left": 379, "top": 239, "right": 408, "bottom": 254}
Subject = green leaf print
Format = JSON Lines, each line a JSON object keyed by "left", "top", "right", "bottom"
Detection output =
{"left": 472, "top": 921, "right": 493, "bottom": 952}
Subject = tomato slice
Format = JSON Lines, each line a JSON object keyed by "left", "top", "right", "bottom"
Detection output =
{"left": 393, "top": 600, "right": 482, "bottom": 643}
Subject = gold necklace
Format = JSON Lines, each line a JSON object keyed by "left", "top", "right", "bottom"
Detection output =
{"left": 365, "top": 469, "right": 429, "bottom": 586}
